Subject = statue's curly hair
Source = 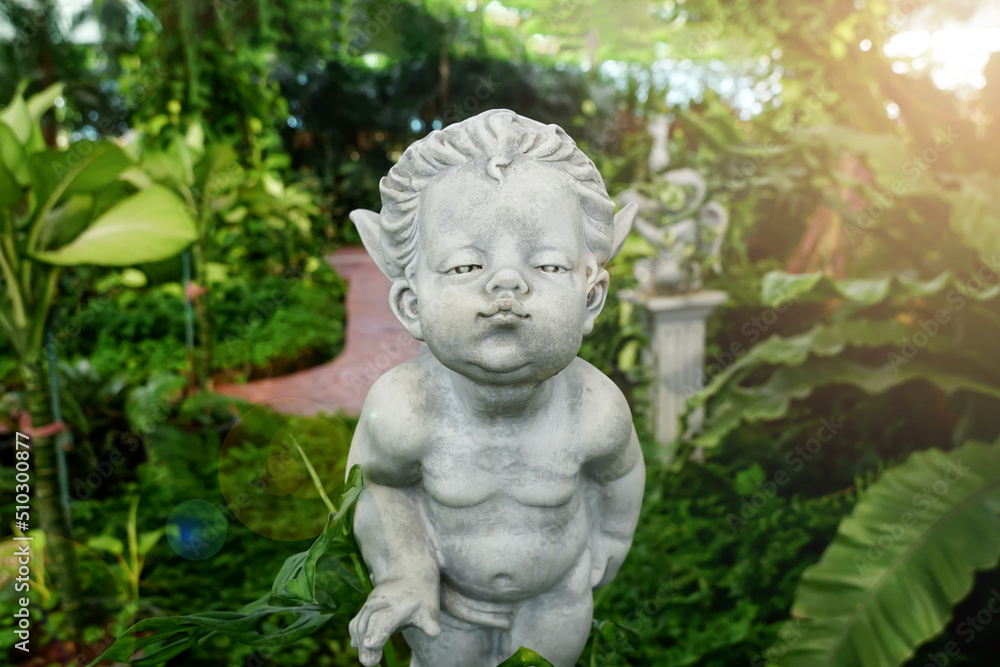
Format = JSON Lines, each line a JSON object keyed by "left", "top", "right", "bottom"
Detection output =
{"left": 376, "top": 109, "right": 616, "bottom": 279}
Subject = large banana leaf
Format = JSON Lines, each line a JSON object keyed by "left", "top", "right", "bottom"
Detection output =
{"left": 692, "top": 359, "right": 1000, "bottom": 449}
{"left": 690, "top": 318, "right": 925, "bottom": 413}
{"left": 760, "top": 270, "right": 998, "bottom": 309}
{"left": 775, "top": 440, "right": 1000, "bottom": 667}
{"left": 32, "top": 185, "right": 197, "bottom": 266}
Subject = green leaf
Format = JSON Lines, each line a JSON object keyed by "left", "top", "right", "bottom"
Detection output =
{"left": 762, "top": 270, "right": 823, "bottom": 307}
{"left": 0, "top": 92, "right": 32, "bottom": 144}
{"left": 193, "top": 144, "right": 243, "bottom": 207}
{"left": 832, "top": 277, "right": 891, "bottom": 304}
{"left": 142, "top": 151, "right": 190, "bottom": 189}
{"left": 0, "top": 121, "right": 28, "bottom": 184}
{"left": 87, "top": 535, "right": 124, "bottom": 556}
{"left": 617, "top": 338, "right": 640, "bottom": 372}
{"left": 897, "top": 271, "right": 952, "bottom": 298}
{"left": 734, "top": 464, "right": 767, "bottom": 496}
{"left": 62, "top": 143, "right": 133, "bottom": 194}
{"left": 124, "top": 372, "right": 187, "bottom": 434}
{"left": 26, "top": 143, "right": 135, "bottom": 238}
{"left": 776, "top": 439, "right": 1000, "bottom": 667}
{"left": 0, "top": 159, "right": 20, "bottom": 209}
{"left": 32, "top": 185, "right": 197, "bottom": 266}
{"left": 272, "top": 466, "right": 364, "bottom": 604}
{"left": 694, "top": 360, "right": 1000, "bottom": 449}
{"left": 184, "top": 121, "right": 205, "bottom": 154}
{"left": 497, "top": 647, "right": 556, "bottom": 666}
{"left": 691, "top": 319, "right": 918, "bottom": 412}
{"left": 87, "top": 467, "right": 367, "bottom": 667}
{"left": 760, "top": 271, "right": 966, "bottom": 308}
{"left": 86, "top": 597, "right": 336, "bottom": 667}
{"left": 137, "top": 529, "right": 165, "bottom": 557}
{"left": 35, "top": 194, "right": 95, "bottom": 250}
{"left": 27, "top": 143, "right": 132, "bottom": 201}
{"left": 118, "top": 166, "right": 153, "bottom": 190}
{"left": 121, "top": 268, "right": 148, "bottom": 288}
{"left": 25, "top": 82, "right": 65, "bottom": 121}
{"left": 948, "top": 172, "right": 1000, "bottom": 263}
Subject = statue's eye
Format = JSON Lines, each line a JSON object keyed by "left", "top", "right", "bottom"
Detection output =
{"left": 449, "top": 265, "right": 482, "bottom": 275}
{"left": 538, "top": 265, "right": 565, "bottom": 274}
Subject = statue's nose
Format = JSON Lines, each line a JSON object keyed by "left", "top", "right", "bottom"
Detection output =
{"left": 485, "top": 267, "right": 528, "bottom": 296}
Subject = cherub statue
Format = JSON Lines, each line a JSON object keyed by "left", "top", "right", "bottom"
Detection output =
{"left": 345, "top": 109, "right": 645, "bottom": 667}
{"left": 618, "top": 124, "right": 729, "bottom": 294}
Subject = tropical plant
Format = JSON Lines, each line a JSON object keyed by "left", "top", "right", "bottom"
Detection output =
{"left": 685, "top": 271, "right": 1000, "bottom": 453}
{"left": 87, "top": 466, "right": 367, "bottom": 667}
{"left": 592, "top": 0, "right": 1000, "bottom": 662}
{"left": 0, "top": 81, "right": 196, "bottom": 634}
{"left": 128, "top": 123, "right": 244, "bottom": 388}
{"left": 775, "top": 438, "right": 1000, "bottom": 667}
{"left": 85, "top": 495, "right": 165, "bottom": 603}
{"left": 131, "top": 122, "right": 335, "bottom": 387}
{"left": 112, "top": 0, "right": 344, "bottom": 159}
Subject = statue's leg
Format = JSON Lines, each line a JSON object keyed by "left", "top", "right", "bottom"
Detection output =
{"left": 501, "top": 553, "right": 594, "bottom": 667}
{"left": 403, "top": 611, "right": 497, "bottom": 667}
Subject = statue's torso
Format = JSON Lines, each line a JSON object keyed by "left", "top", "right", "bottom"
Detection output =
{"left": 368, "top": 355, "right": 629, "bottom": 604}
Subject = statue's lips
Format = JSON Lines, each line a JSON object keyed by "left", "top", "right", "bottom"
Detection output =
{"left": 479, "top": 298, "right": 529, "bottom": 320}
{"left": 481, "top": 312, "right": 529, "bottom": 324}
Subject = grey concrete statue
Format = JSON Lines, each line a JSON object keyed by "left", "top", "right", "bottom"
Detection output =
{"left": 618, "top": 130, "right": 729, "bottom": 294}
{"left": 345, "top": 109, "right": 645, "bottom": 667}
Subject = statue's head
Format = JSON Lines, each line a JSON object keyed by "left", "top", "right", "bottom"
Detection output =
{"left": 351, "top": 109, "right": 636, "bottom": 385}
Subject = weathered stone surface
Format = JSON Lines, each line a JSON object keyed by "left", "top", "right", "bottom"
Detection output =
{"left": 344, "top": 109, "right": 645, "bottom": 667}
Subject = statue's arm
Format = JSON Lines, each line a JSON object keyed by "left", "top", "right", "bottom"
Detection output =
{"left": 348, "top": 410, "right": 441, "bottom": 666}
{"left": 585, "top": 420, "right": 645, "bottom": 589}
{"left": 350, "top": 418, "right": 438, "bottom": 584}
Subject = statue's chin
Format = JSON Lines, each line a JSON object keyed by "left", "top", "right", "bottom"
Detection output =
{"left": 429, "top": 337, "right": 575, "bottom": 385}
{"left": 447, "top": 353, "right": 549, "bottom": 386}
{"left": 469, "top": 353, "right": 536, "bottom": 380}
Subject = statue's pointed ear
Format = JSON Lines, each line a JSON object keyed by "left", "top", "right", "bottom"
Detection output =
{"left": 349, "top": 209, "right": 394, "bottom": 280}
{"left": 610, "top": 202, "right": 637, "bottom": 260}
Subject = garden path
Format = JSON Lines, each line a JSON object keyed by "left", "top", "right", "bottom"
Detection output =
{"left": 215, "top": 247, "right": 421, "bottom": 416}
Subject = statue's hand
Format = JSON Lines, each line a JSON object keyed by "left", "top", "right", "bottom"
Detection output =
{"left": 349, "top": 577, "right": 442, "bottom": 666}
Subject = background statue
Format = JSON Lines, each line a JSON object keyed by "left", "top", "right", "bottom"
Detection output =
{"left": 618, "top": 115, "right": 729, "bottom": 294}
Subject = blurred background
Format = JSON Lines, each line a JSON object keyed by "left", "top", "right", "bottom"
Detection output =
{"left": 1, "top": 0, "right": 999, "bottom": 665}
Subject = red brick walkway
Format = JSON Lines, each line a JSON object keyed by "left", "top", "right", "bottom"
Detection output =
{"left": 216, "top": 247, "right": 421, "bottom": 416}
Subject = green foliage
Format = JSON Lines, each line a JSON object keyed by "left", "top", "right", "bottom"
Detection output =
{"left": 91, "top": 597, "right": 338, "bottom": 667}
{"left": 0, "top": 82, "right": 195, "bottom": 358}
{"left": 4, "top": 2, "right": 999, "bottom": 666}
{"left": 777, "top": 439, "right": 1000, "bottom": 667}
{"left": 498, "top": 647, "right": 556, "bottom": 666}
{"left": 36, "top": 263, "right": 347, "bottom": 385}
{"left": 584, "top": 429, "right": 856, "bottom": 667}
{"left": 114, "top": 0, "right": 343, "bottom": 159}
{"left": 0, "top": 0, "right": 118, "bottom": 136}
{"left": 32, "top": 185, "right": 197, "bottom": 265}
{"left": 88, "top": 466, "right": 366, "bottom": 667}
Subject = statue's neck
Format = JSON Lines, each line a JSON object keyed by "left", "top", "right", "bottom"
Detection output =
{"left": 446, "top": 370, "right": 554, "bottom": 420}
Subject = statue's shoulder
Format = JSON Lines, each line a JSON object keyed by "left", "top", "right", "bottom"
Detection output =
{"left": 366, "top": 356, "right": 428, "bottom": 398}
{"left": 565, "top": 358, "right": 632, "bottom": 442}
{"left": 360, "top": 356, "right": 439, "bottom": 447}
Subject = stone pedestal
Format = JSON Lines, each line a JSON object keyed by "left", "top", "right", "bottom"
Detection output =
{"left": 625, "top": 290, "right": 728, "bottom": 455}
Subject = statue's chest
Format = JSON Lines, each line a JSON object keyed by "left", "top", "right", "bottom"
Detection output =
{"left": 421, "top": 426, "right": 585, "bottom": 508}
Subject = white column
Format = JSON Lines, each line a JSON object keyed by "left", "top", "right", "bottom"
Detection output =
{"left": 625, "top": 290, "right": 728, "bottom": 457}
